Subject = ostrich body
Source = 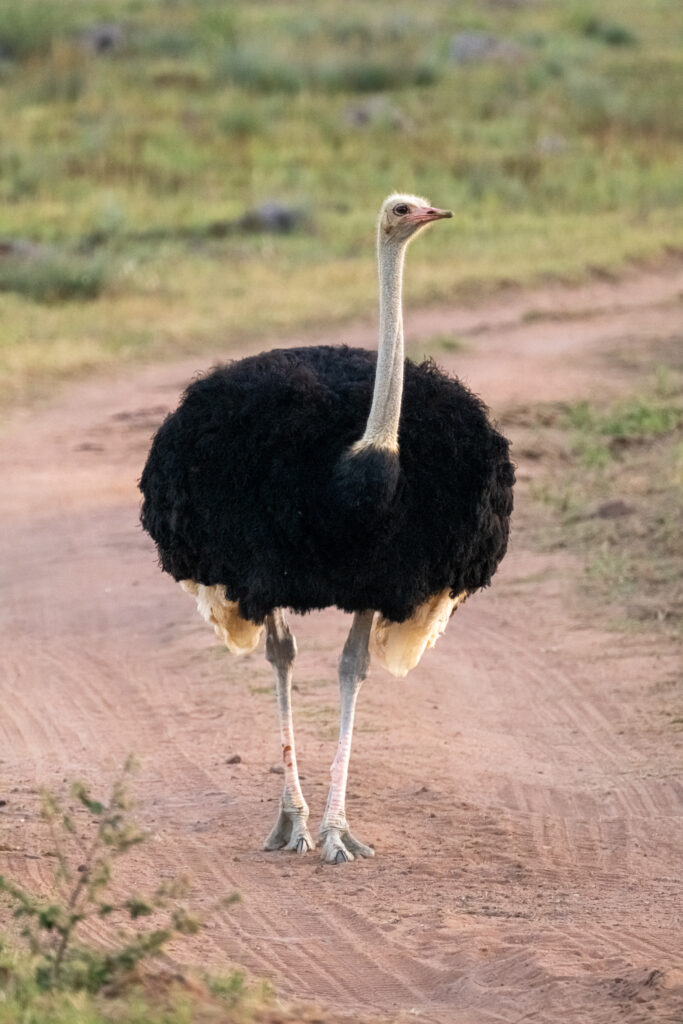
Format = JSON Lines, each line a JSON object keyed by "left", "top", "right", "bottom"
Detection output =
{"left": 140, "top": 194, "right": 514, "bottom": 863}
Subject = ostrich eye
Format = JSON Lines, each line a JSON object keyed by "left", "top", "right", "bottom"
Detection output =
{"left": 393, "top": 203, "right": 409, "bottom": 216}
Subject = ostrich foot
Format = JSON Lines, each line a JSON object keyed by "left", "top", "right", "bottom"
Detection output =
{"left": 319, "top": 826, "right": 375, "bottom": 864}
{"left": 263, "top": 806, "right": 314, "bottom": 854}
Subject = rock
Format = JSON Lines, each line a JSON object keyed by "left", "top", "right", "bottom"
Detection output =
{"left": 269, "top": 764, "right": 285, "bottom": 775}
{"left": 450, "top": 31, "right": 525, "bottom": 65}
{"left": 238, "top": 201, "right": 305, "bottom": 235}
{"left": 535, "top": 133, "right": 568, "bottom": 155}
{"left": 0, "top": 238, "right": 49, "bottom": 261}
{"left": 591, "top": 499, "right": 634, "bottom": 519}
{"left": 79, "top": 23, "right": 126, "bottom": 55}
{"left": 226, "top": 754, "right": 242, "bottom": 764}
{"left": 344, "top": 96, "right": 407, "bottom": 130}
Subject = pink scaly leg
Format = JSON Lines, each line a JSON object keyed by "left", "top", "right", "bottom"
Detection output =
{"left": 319, "top": 610, "right": 375, "bottom": 864}
{"left": 263, "top": 609, "right": 314, "bottom": 854}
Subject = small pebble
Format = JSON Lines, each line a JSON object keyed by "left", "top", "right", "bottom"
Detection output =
{"left": 226, "top": 754, "right": 242, "bottom": 764}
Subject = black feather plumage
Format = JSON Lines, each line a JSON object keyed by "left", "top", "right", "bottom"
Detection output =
{"left": 140, "top": 344, "right": 514, "bottom": 624}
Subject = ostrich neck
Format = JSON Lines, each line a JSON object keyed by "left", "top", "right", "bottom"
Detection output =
{"left": 357, "top": 239, "right": 406, "bottom": 452}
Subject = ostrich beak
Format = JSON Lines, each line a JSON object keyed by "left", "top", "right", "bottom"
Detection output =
{"left": 407, "top": 206, "right": 453, "bottom": 225}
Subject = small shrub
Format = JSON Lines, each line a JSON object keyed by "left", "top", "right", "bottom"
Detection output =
{"left": 0, "top": 251, "right": 109, "bottom": 303}
{"left": 217, "top": 44, "right": 440, "bottom": 95}
{"left": 317, "top": 56, "right": 439, "bottom": 93}
{"left": 580, "top": 17, "right": 637, "bottom": 47}
{"left": 218, "top": 47, "right": 304, "bottom": 94}
{"left": 0, "top": 1, "right": 66, "bottom": 60}
{"left": 219, "top": 106, "right": 266, "bottom": 137}
{"left": 0, "top": 760, "right": 207, "bottom": 994}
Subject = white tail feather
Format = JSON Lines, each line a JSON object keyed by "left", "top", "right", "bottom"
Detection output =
{"left": 181, "top": 581, "right": 263, "bottom": 654}
{"left": 371, "top": 589, "right": 467, "bottom": 678}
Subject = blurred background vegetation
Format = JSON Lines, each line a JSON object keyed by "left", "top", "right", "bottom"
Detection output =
{"left": 1, "top": 0, "right": 682, "bottom": 403}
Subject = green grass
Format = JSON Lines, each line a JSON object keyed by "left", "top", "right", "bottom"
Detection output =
{"left": 0, "top": 0, "right": 682, "bottom": 404}
{"left": 410, "top": 331, "right": 468, "bottom": 359}
{"left": 564, "top": 391, "right": 683, "bottom": 467}
{"left": 565, "top": 395, "right": 682, "bottom": 441}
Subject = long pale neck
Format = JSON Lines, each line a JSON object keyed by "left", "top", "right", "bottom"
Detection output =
{"left": 356, "top": 238, "right": 406, "bottom": 452}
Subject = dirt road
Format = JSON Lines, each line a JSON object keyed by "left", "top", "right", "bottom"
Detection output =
{"left": 1, "top": 265, "right": 682, "bottom": 1023}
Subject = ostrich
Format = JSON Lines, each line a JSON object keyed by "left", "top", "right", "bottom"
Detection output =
{"left": 140, "top": 193, "right": 514, "bottom": 864}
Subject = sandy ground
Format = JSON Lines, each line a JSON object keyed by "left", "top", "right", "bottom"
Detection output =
{"left": 1, "top": 264, "right": 682, "bottom": 1023}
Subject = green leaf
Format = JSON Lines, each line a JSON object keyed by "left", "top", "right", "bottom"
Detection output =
{"left": 38, "top": 904, "right": 64, "bottom": 931}
{"left": 124, "top": 897, "right": 153, "bottom": 919}
{"left": 172, "top": 908, "right": 200, "bottom": 935}
{"left": 71, "top": 782, "right": 105, "bottom": 816}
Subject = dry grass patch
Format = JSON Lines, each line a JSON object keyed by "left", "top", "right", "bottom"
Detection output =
{"left": 519, "top": 352, "right": 683, "bottom": 634}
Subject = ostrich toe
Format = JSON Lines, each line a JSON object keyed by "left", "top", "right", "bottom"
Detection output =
{"left": 319, "top": 827, "right": 374, "bottom": 864}
{"left": 263, "top": 807, "right": 314, "bottom": 854}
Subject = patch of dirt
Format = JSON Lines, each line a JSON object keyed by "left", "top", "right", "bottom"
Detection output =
{"left": 1, "top": 265, "right": 682, "bottom": 1023}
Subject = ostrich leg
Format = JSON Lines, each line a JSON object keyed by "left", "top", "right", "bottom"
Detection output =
{"left": 263, "top": 609, "right": 314, "bottom": 854}
{"left": 319, "top": 610, "right": 376, "bottom": 864}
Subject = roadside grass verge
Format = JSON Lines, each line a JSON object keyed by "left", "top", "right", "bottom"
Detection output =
{"left": 521, "top": 353, "right": 683, "bottom": 633}
{"left": 0, "top": 0, "right": 682, "bottom": 406}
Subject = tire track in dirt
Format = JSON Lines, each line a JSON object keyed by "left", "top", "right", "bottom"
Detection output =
{"left": 1, "top": 265, "right": 682, "bottom": 1022}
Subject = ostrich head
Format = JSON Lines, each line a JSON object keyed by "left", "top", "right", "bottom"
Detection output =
{"left": 378, "top": 192, "right": 452, "bottom": 246}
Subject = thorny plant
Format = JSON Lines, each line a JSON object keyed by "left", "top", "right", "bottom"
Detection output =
{"left": 0, "top": 758, "right": 234, "bottom": 993}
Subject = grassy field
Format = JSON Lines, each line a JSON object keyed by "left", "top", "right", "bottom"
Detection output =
{"left": 0, "top": 0, "right": 682, "bottom": 404}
